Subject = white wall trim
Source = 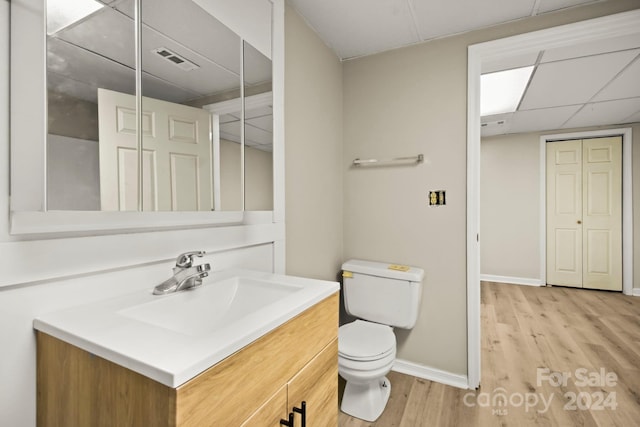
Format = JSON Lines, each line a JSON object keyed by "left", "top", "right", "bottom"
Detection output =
{"left": 467, "top": 9, "right": 640, "bottom": 391}
{"left": 480, "top": 275, "right": 544, "bottom": 287}
{"left": 540, "top": 128, "right": 633, "bottom": 296}
{"left": 393, "top": 359, "right": 469, "bottom": 390}
{"left": 632, "top": 288, "right": 640, "bottom": 297}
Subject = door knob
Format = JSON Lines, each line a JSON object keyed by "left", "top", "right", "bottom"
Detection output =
{"left": 577, "top": 220, "right": 582, "bottom": 224}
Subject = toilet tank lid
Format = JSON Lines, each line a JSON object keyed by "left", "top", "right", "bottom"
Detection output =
{"left": 342, "top": 259, "right": 424, "bottom": 282}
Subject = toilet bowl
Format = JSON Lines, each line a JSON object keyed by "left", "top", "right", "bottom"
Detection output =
{"left": 339, "top": 259, "right": 424, "bottom": 422}
{"left": 338, "top": 320, "right": 396, "bottom": 422}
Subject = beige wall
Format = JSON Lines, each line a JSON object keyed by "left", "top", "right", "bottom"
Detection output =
{"left": 246, "top": 146, "right": 274, "bottom": 211}
{"left": 481, "top": 133, "right": 541, "bottom": 280}
{"left": 284, "top": 6, "right": 344, "bottom": 281}
{"left": 482, "top": 123, "right": 640, "bottom": 290}
{"left": 343, "top": 0, "right": 640, "bottom": 375}
{"left": 220, "top": 139, "right": 273, "bottom": 211}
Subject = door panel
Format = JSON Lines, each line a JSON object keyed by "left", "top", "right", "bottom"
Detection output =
{"left": 582, "top": 136, "right": 622, "bottom": 291}
{"left": 99, "top": 88, "right": 212, "bottom": 212}
{"left": 547, "top": 140, "right": 582, "bottom": 287}
{"left": 170, "top": 154, "right": 200, "bottom": 211}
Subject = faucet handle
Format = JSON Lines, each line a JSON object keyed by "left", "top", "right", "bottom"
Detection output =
{"left": 175, "top": 251, "right": 205, "bottom": 268}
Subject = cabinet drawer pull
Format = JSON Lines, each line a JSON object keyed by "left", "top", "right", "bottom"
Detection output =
{"left": 293, "top": 401, "right": 306, "bottom": 427}
{"left": 280, "top": 412, "right": 294, "bottom": 427}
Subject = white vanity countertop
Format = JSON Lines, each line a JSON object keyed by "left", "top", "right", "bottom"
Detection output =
{"left": 33, "top": 269, "right": 339, "bottom": 388}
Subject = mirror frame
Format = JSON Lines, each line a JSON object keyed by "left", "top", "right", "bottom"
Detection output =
{"left": 9, "top": 0, "right": 282, "bottom": 235}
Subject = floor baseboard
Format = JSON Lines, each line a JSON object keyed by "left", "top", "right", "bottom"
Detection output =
{"left": 392, "top": 359, "right": 469, "bottom": 389}
{"left": 480, "top": 274, "right": 544, "bottom": 287}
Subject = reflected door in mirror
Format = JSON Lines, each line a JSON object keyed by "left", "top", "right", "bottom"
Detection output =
{"left": 98, "top": 89, "right": 212, "bottom": 211}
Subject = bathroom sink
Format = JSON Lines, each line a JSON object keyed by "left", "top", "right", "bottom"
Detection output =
{"left": 118, "top": 277, "right": 301, "bottom": 336}
{"left": 33, "top": 269, "right": 339, "bottom": 387}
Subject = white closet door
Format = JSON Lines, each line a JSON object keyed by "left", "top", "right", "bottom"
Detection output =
{"left": 546, "top": 137, "right": 622, "bottom": 291}
{"left": 547, "top": 139, "right": 583, "bottom": 288}
{"left": 98, "top": 88, "right": 212, "bottom": 212}
{"left": 582, "top": 136, "right": 622, "bottom": 291}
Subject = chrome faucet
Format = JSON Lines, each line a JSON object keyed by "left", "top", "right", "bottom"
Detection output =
{"left": 153, "top": 251, "right": 211, "bottom": 295}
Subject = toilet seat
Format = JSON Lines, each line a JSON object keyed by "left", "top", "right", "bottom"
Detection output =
{"left": 338, "top": 320, "right": 395, "bottom": 361}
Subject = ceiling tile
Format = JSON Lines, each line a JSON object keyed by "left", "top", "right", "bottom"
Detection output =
{"left": 245, "top": 124, "right": 272, "bottom": 145}
{"left": 219, "top": 114, "right": 239, "bottom": 124}
{"left": 141, "top": 29, "right": 240, "bottom": 97}
{"left": 536, "top": 0, "right": 600, "bottom": 14}
{"left": 482, "top": 51, "right": 540, "bottom": 74}
{"left": 624, "top": 109, "right": 640, "bottom": 123}
{"left": 592, "top": 53, "right": 640, "bottom": 102}
{"left": 541, "top": 33, "right": 640, "bottom": 63}
{"left": 246, "top": 115, "right": 273, "bottom": 133}
{"left": 563, "top": 97, "right": 640, "bottom": 128}
{"left": 140, "top": 73, "right": 200, "bottom": 103}
{"left": 58, "top": 7, "right": 135, "bottom": 68}
{"left": 116, "top": 0, "right": 242, "bottom": 74}
{"left": 244, "top": 42, "right": 272, "bottom": 86}
{"left": 510, "top": 105, "right": 582, "bottom": 133}
{"left": 47, "top": 37, "right": 136, "bottom": 102}
{"left": 519, "top": 49, "right": 639, "bottom": 109}
{"left": 413, "top": 0, "right": 536, "bottom": 41}
{"left": 288, "top": 0, "right": 420, "bottom": 59}
{"left": 245, "top": 106, "right": 273, "bottom": 120}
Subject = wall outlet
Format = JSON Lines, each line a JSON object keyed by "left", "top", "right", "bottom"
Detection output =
{"left": 429, "top": 190, "right": 446, "bottom": 206}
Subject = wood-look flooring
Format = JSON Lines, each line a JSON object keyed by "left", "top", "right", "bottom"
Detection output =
{"left": 339, "top": 282, "right": 640, "bottom": 426}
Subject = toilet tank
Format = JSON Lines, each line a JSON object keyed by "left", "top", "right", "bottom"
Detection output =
{"left": 341, "top": 259, "right": 424, "bottom": 329}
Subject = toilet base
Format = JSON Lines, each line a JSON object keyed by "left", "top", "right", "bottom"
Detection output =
{"left": 340, "top": 376, "right": 391, "bottom": 422}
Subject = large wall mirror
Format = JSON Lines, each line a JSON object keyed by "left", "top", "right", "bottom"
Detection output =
{"left": 11, "top": 0, "right": 278, "bottom": 232}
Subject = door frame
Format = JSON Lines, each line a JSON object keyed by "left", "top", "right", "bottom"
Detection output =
{"left": 467, "top": 10, "right": 640, "bottom": 390}
{"left": 539, "top": 128, "right": 632, "bottom": 294}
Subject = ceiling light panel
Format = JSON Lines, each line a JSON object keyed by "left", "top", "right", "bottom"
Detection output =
{"left": 481, "top": 66, "right": 534, "bottom": 116}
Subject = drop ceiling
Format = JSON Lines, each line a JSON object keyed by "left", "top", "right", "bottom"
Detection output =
{"left": 481, "top": 33, "right": 640, "bottom": 137}
{"left": 289, "top": 0, "right": 640, "bottom": 137}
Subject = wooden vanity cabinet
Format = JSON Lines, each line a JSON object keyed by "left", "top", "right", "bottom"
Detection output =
{"left": 241, "top": 338, "right": 338, "bottom": 427}
{"left": 37, "top": 293, "right": 339, "bottom": 427}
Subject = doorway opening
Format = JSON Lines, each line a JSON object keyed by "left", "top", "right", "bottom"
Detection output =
{"left": 467, "top": 10, "right": 640, "bottom": 389}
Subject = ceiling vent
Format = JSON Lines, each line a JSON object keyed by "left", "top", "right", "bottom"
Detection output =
{"left": 151, "top": 47, "right": 199, "bottom": 71}
{"left": 481, "top": 119, "right": 506, "bottom": 128}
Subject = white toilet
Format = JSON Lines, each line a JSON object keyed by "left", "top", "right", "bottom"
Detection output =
{"left": 339, "top": 259, "right": 424, "bottom": 422}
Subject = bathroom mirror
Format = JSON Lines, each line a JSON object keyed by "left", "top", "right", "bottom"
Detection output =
{"left": 45, "top": 0, "right": 244, "bottom": 212}
{"left": 11, "top": 0, "right": 280, "bottom": 233}
{"left": 46, "top": 0, "right": 137, "bottom": 211}
{"left": 201, "top": 41, "right": 274, "bottom": 211}
{"left": 242, "top": 41, "right": 273, "bottom": 211}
